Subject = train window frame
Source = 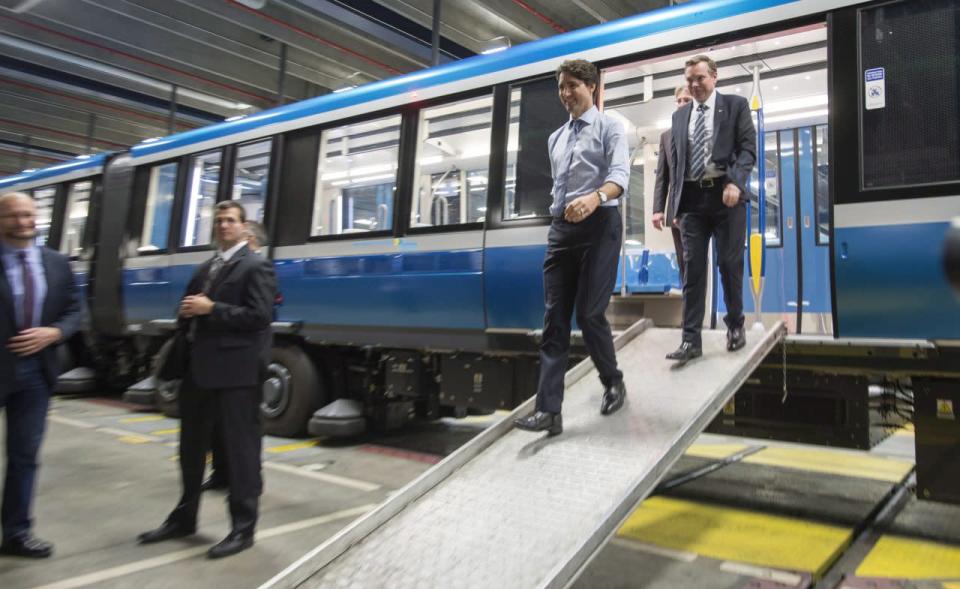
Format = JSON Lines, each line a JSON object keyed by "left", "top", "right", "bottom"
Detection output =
{"left": 61, "top": 179, "right": 93, "bottom": 259}
{"left": 752, "top": 129, "right": 784, "bottom": 250}
{"left": 30, "top": 184, "right": 58, "bottom": 249}
{"left": 406, "top": 89, "right": 495, "bottom": 236}
{"left": 177, "top": 148, "right": 224, "bottom": 252}
{"left": 306, "top": 111, "right": 404, "bottom": 243}
{"left": 813, "top": 125, "right": 829, "bottom": 246}
{"left": 228, "top": 137, "right": 274, "bottom": 226}
{"left": 138, "top": 159, "right": 181, "bottom": 256}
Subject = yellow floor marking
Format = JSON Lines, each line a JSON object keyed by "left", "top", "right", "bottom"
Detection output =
{"left": 857, "top": 536, "right": 960, "bottom": 580}
{"left": 149, "top": 427, "right": 181, "bottom": 436}
{"left": 265, "top": 439, "right": 320, "bottom": 454}
{"left": 943, "top": 582, "right": 960, "bottom": 589}
{"left": 119, "top": 415, "right": 165, "bottom": 424}
{"left": 618, "top": 496, "right": 852, "bottom": 576}
{"left": 743, "top": 446, "right": 913, "bottom": 482}
{"left": 684, "top": 442, "right": 749, "bottom": 460}
{"left": 117, "top": 435, "right": 152, "bottom": 445}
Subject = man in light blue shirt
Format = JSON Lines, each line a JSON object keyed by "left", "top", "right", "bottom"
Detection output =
{"left": 515, "top": 59, "right": 630, "bottom": 436}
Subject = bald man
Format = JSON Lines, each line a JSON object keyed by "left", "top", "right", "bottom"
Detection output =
{"left": 0, "top": 192, "right": 81, "bottom": 558}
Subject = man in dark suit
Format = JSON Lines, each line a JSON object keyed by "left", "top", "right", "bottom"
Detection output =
{"left": 139, "top": 200, "right": 275, "bottom": 559}
{"left": 652, "top": 85, "right": 694, "bottom": 281}
{"left": 665, "top": 54, "right": 756, "bottom": 364}
{"left": 0, "top": 192, "right": 80, "bottom": 558}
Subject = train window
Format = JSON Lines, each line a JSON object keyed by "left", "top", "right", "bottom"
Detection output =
{"left": 814, "top": 125, "right": 829, "bottom": 245}
{"left": 749, "top": 131, "right": 781, "bottom": 247}
{"left": 503, "top": 78, "right": 567, "bottom": 220}
{"left": 61, "top": 181, "right": 91, "bottom": 257}
{"left": 181, "top": 150, "right": 221, "bottom": 247}
{"left": 860, "top": 0, "right": 960, "bottom": 189}
{"left": 410, "top": 94, "right": 493, "bottom": 228}
{"left": 141, "top": 162, "right": 177, "bottom": 252}
{"left": 311, "top": 114, "right": 401, "bottom": 236}
{"left": 233, "top": 139, "right": 271, "bottom": 223}
{"left": 31, "top": 186, "right": 55, "bottom": 247}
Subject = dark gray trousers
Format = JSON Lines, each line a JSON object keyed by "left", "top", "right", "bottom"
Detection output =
{"left": 677, "top": 182, "right": 747, "bottom": 348}
{"left": 536, "top": 207, "right": 623, "bottom": 414}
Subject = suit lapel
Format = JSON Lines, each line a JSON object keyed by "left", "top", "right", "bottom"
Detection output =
{"left": 209, "top": 245, "right": 248, "bottom": 296}
{"left": 712, "top": 92, "right": 728, "bottom": 158}
{"left": 673, "top": 103, "right": 692, "bottom": 179}
{"left": 0, "top": 250, "right": 15, "bottom": 331}
{"left": 40, "top": 247, "right": 56, "bottom": 325}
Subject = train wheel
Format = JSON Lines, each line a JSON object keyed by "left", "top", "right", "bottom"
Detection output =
{"left": 261, "top": 344, "right": 323, "bottom": 437}
{"left": 152, "top": 338, "right": 181, "bottom": 418}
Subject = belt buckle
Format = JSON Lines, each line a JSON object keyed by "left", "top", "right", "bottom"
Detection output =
{"left": 699, "top": 178, "right": 715, "bottom": 188}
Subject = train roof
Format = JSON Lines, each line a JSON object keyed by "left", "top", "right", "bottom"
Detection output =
{"left": 0, "top": 153, "right": 109, "bottom": 192}
{"left": 1, "top": 0, "right": 854, "bottom": 182}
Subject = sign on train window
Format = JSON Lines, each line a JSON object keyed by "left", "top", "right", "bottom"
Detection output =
{"left": 61, "top": 181, "right": 91, "bottom": 257}
{"left": 31, "top": 186, "right": 55, "bottom": 247}
{"left": 311, "top": 114, "right": 401, "bottom": 237}
{"left": 233, "top": 139, "right": 271, "bottom": 223}
{"left": 410, "top": 93, "right": 493, "bottom": 228}
{"left": 504, "top": 78, "right": 568, "bottom": 220}
{"left": 181, "top": 150, "right": 221, "bottom": 247}
{"left": 860, "top": 0, "right": 960, "bottom": 189}
{"left": 141, "top": 162, "right": 177, "bottom": 253}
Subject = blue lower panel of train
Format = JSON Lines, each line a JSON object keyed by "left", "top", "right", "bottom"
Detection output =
{"left": 835, "top": 221, "right": 960, "bottom": 340}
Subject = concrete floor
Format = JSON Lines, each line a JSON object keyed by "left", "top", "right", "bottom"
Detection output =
{"left": 1, "top": 397, "right": 957, "bottom": 589}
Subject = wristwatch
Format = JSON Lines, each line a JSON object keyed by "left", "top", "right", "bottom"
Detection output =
{"left": 596, "top": 189, "right": 610, "bottom": 204}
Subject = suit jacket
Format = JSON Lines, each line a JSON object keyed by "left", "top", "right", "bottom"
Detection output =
{"left": 668, "top": 92, "right": 757, "bottom": 212}
{"left": 0, "top": 247, "right": 81, "bottom": 390}
{"left": 180, "top": 244, "right": 276, "bottom": 390}
{"left": 653, "top": 129, "right": 679, "bottom": 225}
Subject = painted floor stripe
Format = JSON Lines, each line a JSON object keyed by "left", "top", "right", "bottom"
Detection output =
{"left": 265, "top": 439, "right": 320, "bottom": 454}
{"left": 857, "top": 535, "right": 960, "bottom": 579}
{"left": 29, "top": 504, "right": 376, "bottom": 589}
{"left": 609, "top": 537, "right": 698, "bottom": 562}
{"left": 95, "top": 427, "right": 163, "bottom": 442}
{"left": 263, "top": 461, "right": 380, "bottom": 492}
{"left": 47, "top": 415, "right": 96, "bottom": 429}
{"left": 149, "top": 427, "right": 181, "bottom": 436}
{"left": 719, "top": 561, "right": 805, "bottom": 585}
{"left": 120, "top": 415, "right": 166, "bottom": 424}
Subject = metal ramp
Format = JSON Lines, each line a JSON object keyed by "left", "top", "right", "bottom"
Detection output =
{"left": 263, "top": 321, "right": 785, "bottom": 589}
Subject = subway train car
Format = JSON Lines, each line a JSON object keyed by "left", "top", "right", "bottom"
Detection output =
{"left": 2, "top": 0, "right": 958, "bottom": 444}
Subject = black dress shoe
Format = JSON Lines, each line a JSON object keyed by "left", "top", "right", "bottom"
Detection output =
{"left": 727, "top": 327, "right": 746, "bottom": 351}
{"left": 513, "top": 411, "right": 563, "bottom": 436}
{"left": 0, "top": 534, "right": 53, "bottom": 558}
{"left": 207, "top": 530, "right": 253, "bottom": 559}
{"left": 600, "top": 382, "right": 626, "bottom": 415}
{"left": 201, "top": 475, "right": 229, "bottom": 492}
{"left": 665, "top": 342, "right": 702, "bottom": 365}
{"left": 137, "top": 521, "right": 195, "bottom": 544}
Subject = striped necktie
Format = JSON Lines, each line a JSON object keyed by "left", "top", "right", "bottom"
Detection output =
{"left": 689, "top": 103, "right": 709, "bottom": 180}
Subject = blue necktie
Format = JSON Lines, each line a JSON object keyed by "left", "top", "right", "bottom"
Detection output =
{"left": 689, "top": 103, "right": 709, "bottom": 180}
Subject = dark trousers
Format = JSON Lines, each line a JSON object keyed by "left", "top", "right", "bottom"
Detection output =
{"left": 1, "top": 358, "right": 50, "bottom": 541}
{"left": 168, "top": 375, "right": 262, "bottom": 535}
{"left": 677, "top": 182, "right": 747, "bottom": 347}
{"left": 671, "top": 225, "right": 686, "bottom": 282}
{"left": 536, "top": 207, "right": 623, "bottom": 414}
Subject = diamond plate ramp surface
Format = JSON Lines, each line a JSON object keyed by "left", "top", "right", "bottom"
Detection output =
{"left": 265, "top": 323, "right": 784, "bottom": 589}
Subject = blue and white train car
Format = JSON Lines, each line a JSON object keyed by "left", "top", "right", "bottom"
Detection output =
{"left": 2, "top": 0, "right": 958, "bottom": 439}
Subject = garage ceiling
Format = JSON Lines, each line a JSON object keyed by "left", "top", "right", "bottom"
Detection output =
{"left": 0, "top": 0, "right": 673, "bottom": 176}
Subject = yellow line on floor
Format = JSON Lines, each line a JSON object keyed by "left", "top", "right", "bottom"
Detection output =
{"left": 618, "top": 496, "right": 852, "bottom": 576}
{"left": 117, "top": 435, "right": 153, "bottom": 445}
{"left": 119, "top": 415, "right": 165, "bottom": 424}
{"left": 29, "top": 504, "right": 376, "bottom": 589}
{"left": 265, "top": 439, "right": 320, "bottom": 454}
{"left": 684, "top": 442, "right": 749, "bottom": 460}
{"left": 857, "top": 535, "right": 960, "bottom": 580}
{"left": 742, "top": 446, "right": 913, "bottom": 482}
{"left": 944, "top": 582, "right": 960, "bottom": 589}
{"left": 149, "top": 427, "right": 181, "bottom": 436}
